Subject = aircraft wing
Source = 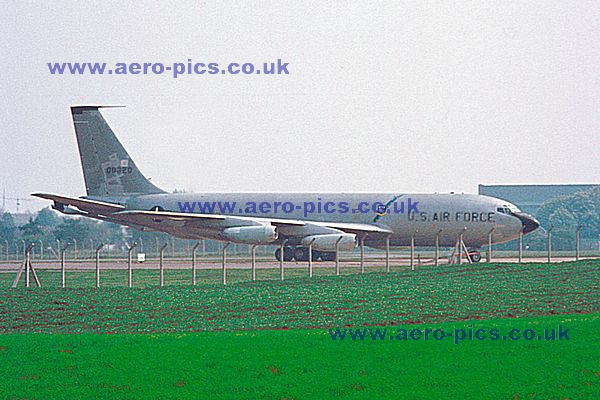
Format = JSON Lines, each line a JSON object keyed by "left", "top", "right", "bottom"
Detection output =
{"left": 32, "top": 194, "right": 393, "bottom": 245}
{"left": 32, "top": 193, "right": 125, "bottom": 215}
{"left": 312, "top": 221, "right": 393, "bottom": 235}
{"left": 110, "top": 210, "right": 393, "bottom": 240}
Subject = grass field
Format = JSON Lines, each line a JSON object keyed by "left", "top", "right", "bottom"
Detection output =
{"left": 1, "top": 314, "right": 598, "bottom": 399}
{"left": 1, "top": 260, "right": 598, "bottom": 332}
{"left": 0, "top": 260, "right": 598, "bottom": 398}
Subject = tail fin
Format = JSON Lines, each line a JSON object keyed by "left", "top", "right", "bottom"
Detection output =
{"left": 71, "top": 106, "right": 165, "bottom": 196}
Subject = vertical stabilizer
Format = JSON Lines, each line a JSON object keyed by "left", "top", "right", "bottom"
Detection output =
{"left": 71, "top": 106, "right": 165, "bottom": 196}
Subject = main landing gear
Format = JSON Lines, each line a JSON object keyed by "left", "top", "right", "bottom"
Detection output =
{"left": 275, "top": 246, "right": 336, "bottom": 262}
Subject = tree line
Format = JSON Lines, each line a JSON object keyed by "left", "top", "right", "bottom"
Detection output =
{"left": 499, "top": 187, "right": 600, "bottom": 251}
{"left": 0, "top": 208, "right": 224, "bottom": 259}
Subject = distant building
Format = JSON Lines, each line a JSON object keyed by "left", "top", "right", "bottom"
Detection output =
{"left": 478, "top": 184, "right": 600, "bottom": 215}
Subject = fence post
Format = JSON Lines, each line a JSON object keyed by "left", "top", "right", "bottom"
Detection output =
{"left": 12, "top": 243, "right": 40, "bottom": 288}
{"left": 434, "top": 230, "right": 441, "bottom": 267}
{"left": 518, "top": 229, "right": 523, "bottom": 263}
{"left": 159, "top": 243, "right": 168, "bottom": 287}
{"left": 222, "top": 243, "right": 230, "bottom": 285}
{"left": 458, "top": 233, "right": 463, "bottom": 265}
{"left": 308, "top": 238, "right": 316, "bottom": 278}
{"left": 127, "top": 242, "right": 138, "bottom": 288}
{"left": 251, "top": 245, "right": 257, "bottom": 281}
{"left": 385, "top": 235, "right": 390, "bottom": 273}
{"left": 95, "top": 244, "right": 104, "bottom": 288}
{"left": 279, "top": 239, "right": 288, "bottom": 281}
{"left": 335, "top": 236, "right": 343, "bottom": 276}
{"left": 547, "top": 225, "right": 554, "bottom": 263}
{"left": 359, "top": 236, "right": 366, "bottom": 274}
{"left": 410, "top": 232, "right": 416, "bottom": 271}
{"left": 487, "top": 228, "right": 494, "bottom": 262}
{"left": 192, "top": 242, "right": 200, "bottom": 285}
{"left": 61, "top": 243, "right": 72, "bottom": 288}
{"left": 575, "top": 225, "right": 582, "bottom": 261}
{"left": 25, "top": 243, "right": 34, "bottom": 287}
{"left": 460, "top": 227, "right": 472, "bottom": 263}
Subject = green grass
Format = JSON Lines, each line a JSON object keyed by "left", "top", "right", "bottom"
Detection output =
{"left": 0, "top": 264, "right": 375, "bottom": 289}
{"left": 0, "top": 260, "right": 598, "bottom": 333}
{"left": 0, "top": 314, "right": 598, "bottom": 399}
{"left": 0, "top": 260, "right": 598, "bottom": 398}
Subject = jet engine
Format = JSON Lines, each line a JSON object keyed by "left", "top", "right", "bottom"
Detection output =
{"left": 301, "top": 233, "right": 357, "bottom": 251}
{"left": 222, "top": 225, "right": 278, "bottom": 244}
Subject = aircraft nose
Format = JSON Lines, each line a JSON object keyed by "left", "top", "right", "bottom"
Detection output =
{"left": 513, "top": 212, "right": 540, "bottom": 234}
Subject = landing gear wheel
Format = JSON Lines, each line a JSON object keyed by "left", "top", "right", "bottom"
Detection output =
{"left": 294, "top": 247, "right": 309, "bottom": 262}
{"left": 320, "top": 251, "right": 336, "bottom": 262}
{"left": 311, "top": 250, "right": 320, "bottom": 261}
{"left": 283, "top": 246, "right": 294, "bottom": 261}
{"left": 275, "top": 247, "right": 294, "bottom": 262}
{"left": 470, "top": 251, "right": 481, "bottom": 263}
{"left": 275, "top": 248, "right": 282, "bottom": 262}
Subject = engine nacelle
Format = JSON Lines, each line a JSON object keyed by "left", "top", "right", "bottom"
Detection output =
{"left": 301, "top": 233, "right": 357, "bottom": 251}
{"left": 52, "top": 204, "right": 86, "bottom": 216}
{"left": 222, "top": 225, "right": 278, "bottom": 244}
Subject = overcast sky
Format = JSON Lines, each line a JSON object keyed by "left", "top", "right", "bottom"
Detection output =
{"left": 2, "top": 1, "right": 599, "bottom": 213}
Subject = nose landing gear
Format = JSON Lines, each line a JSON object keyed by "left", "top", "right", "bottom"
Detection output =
{"left": 469, "top": 250, "right": 481, "bottom": 263}
{"left": 448, "top": 249, "right": 482, "bottom": 263}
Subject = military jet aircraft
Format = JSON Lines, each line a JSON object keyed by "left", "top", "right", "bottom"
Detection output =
{"left": 34, "top": 106, "right": 539, "bottom": 262}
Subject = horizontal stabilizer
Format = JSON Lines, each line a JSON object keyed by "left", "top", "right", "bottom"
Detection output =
{"left": 31, "top": 193, "right": 124, "bottom": 215}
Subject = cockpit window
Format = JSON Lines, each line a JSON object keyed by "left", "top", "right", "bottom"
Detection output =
{"left": 507, "top": 205, "right": 521, "bottom": 213}
{"left": 496, "top": 207, "right": 513, "bottom": 215}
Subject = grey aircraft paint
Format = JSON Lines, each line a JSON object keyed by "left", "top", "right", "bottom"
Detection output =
{"left": 34, "top": 106, "right": 540, "bottom": 257}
